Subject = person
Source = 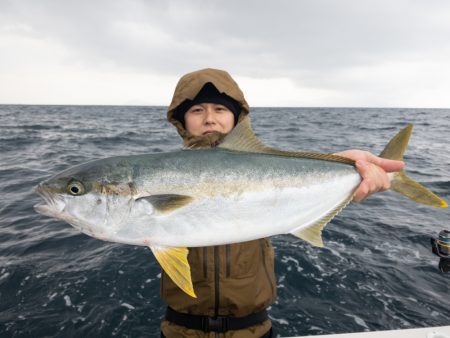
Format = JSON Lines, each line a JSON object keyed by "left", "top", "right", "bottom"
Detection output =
{"left": 160, "top": 68, "right": 404, "bottom": 337}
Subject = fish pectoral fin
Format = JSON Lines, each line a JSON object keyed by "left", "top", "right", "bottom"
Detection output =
{"left": 149, "top": 245, "right": 196, "bottom": 298}
{"left": 290, "top": 194, "right": 354, "bottom": 247}
{"left": 139, "top": 194, "right": 194, "bottom": 214}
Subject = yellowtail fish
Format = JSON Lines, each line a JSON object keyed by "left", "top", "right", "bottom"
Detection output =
{"left": 34, "top": 118, "right": 447, "bottom": 297}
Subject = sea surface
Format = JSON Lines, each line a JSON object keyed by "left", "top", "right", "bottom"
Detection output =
{"left": 0, "top": 105, "right": 449, "bottom": 337}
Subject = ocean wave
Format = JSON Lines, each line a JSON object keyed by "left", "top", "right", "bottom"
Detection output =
{"left": 1, "top": 105, "right": 449, "bottom": 337}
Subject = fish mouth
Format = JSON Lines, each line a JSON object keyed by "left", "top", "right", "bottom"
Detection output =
{"left": 34, "top": 183, "right": 65, "bottom": 217}
{"left": 34, "top": 183, "right": 103, "bottom": 240}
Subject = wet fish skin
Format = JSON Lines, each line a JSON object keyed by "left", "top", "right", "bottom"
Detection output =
{"left": 35, "top": 147, "right": 359, "bottom": 246}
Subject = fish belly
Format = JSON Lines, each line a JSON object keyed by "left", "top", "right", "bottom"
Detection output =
{"left": 146, "top": 172, "right": 361, "bottom": 247}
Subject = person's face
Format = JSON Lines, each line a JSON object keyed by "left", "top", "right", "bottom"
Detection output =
{"left": 184, "top": 103, "right": 235, "bottom": 136}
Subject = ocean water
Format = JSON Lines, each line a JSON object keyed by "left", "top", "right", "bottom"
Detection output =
{"left": 0, "top": 105, "right": 449, "bottom": 337}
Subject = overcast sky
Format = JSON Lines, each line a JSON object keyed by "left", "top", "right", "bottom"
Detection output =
{"left": 1, "top": 0, "right": 450, "bottom": 107}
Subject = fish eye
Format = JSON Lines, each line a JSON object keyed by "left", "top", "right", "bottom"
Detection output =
{"left": 67, "top": 180, "right": 85, "bottom": 196}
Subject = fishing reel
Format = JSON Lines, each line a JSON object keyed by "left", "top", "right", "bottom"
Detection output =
{"left": 430, "top": 230, "right": 450, "bottom": 273}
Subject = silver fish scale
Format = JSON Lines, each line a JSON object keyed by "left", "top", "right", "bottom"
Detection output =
{"left": 127, "top": 148, "right": 356, "bottom": 191}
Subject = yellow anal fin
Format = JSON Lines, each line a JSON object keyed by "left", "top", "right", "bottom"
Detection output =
{"left": 291, "top": 194, "right": 354, "bottom": 247}
{"left": 149, "top": 245, "right": 196, "bottom": 298}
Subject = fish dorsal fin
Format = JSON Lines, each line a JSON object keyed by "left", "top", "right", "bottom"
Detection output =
{"left": 149, "top": 245, "right": 196, "bottom": 298}
{"left": 290, "top": 193, "right": 354, "bottom": 247}
{"left": 218, "top": 116, "right": 267, "bottom": 152}
{"left": 219, "top": 117, "right": 355, "bottom": 166}
{"left": 139, "top": 194, "right": 193, "bottom": 214}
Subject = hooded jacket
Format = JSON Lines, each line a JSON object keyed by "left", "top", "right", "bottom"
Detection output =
{"left": 161, "top": 69, "right": 277, "bottom": 337}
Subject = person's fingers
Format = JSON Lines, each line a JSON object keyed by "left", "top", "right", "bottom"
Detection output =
{"left": 335, "top": 150, "right": 405, "bottom": 173}
{"left": 334, "top": 150, "right": 401, "bottom": 202}
{"left": 353, "top": 180, "right": 369, "bottom": 203}
{"left": 353, "top": 160, "right": 391, "bottom": 203}
{"left": 363, "top": 152, "right": 405, "bottom": 173}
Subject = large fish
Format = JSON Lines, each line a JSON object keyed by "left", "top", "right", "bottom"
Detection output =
{"left": 34, "top": 118, "right": 447, "bottom": 297}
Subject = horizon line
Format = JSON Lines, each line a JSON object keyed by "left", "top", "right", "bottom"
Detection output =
{"left": 0, "top": 103, "right": 449, "bottom": 110}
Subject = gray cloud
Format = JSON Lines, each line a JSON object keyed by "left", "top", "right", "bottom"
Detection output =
{"left": 2, "top": 0, "right": 450, "bottom": 106}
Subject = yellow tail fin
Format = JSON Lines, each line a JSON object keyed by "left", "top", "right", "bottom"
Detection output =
{"left": 380, "top": 125, "right": 447, "bottom": 208}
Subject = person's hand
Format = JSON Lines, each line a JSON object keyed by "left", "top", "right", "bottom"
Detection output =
{"left": 334, "top": 150, "right": 405, "bottom": 203}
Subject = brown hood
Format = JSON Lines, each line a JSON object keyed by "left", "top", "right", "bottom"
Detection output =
{"left": 167, "top": 68, "right": 250, "bottom": 148}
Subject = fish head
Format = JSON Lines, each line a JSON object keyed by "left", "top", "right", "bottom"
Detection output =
{"left": 34, "top": 160, "right": 139, "bottom": 241}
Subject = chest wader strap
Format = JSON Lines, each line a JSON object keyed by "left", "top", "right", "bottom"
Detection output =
{"left": 165, "top": 307, "right": 269, "bottom": 333}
